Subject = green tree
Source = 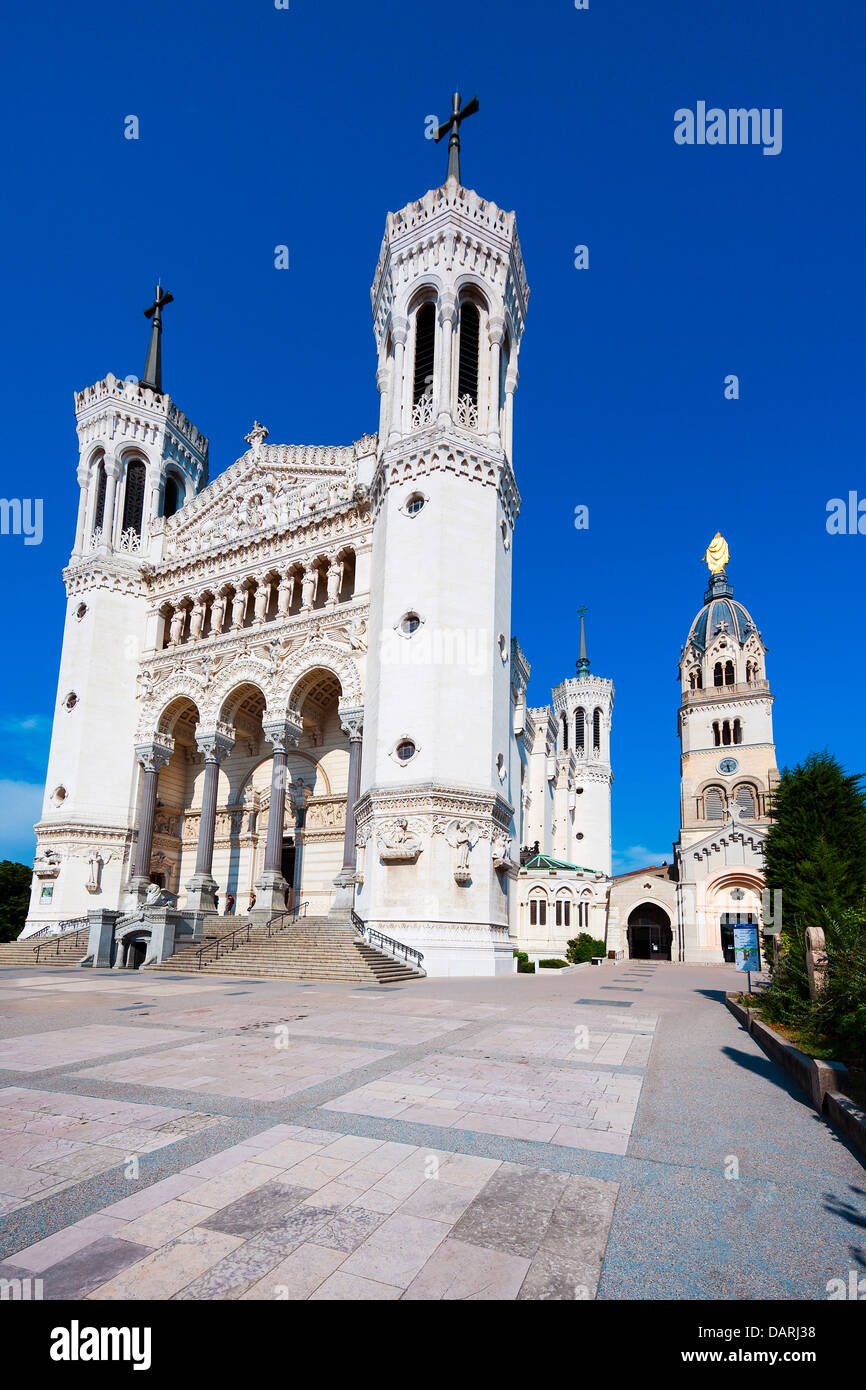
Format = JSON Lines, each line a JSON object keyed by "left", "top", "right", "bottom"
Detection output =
{"left": 763, "top": 751, "right": 866, "bottom": 1007}
{"left": 0, "top": 861, "right": 33, "bottom": 942}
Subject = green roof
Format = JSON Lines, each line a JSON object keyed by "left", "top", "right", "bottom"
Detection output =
{"left": 522, "top": 853, "right": 597, "bottom": 874}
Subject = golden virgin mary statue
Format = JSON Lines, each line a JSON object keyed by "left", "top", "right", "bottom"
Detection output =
{"left": 702, "top": 532, "right": 729, "bottom": 573}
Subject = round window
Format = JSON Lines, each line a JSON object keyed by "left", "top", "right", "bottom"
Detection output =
{"left": 406, "top": 493, "right": 425, "bottom": 516}
{"left": 75, "top": 603, "right": 87, "bottom": 620}
{"left": 396, "top": 739, "right": 416, "bottom": 762}
{"left": 401, "top": 613, "right": 421, "bottom": 635}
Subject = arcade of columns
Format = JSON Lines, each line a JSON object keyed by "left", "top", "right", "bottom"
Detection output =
{"left": 160, "top": 548, "right": 357, "bottom": 649}
{"left": 128, "top": 699, "right": 364, "bottom": 921}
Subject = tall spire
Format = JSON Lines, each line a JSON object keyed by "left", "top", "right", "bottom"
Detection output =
{"left": 140, "top": 284, "right": 173, "bottom": 394}
{"left": 576, "top": 605, "right": 590, "bottom": 677}
{"left": 434, "top": 92, "right": 479, "bottom": 184}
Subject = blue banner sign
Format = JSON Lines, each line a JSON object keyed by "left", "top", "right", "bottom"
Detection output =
{"left": 733, "top": 925, "right": 760, "bottom": 973}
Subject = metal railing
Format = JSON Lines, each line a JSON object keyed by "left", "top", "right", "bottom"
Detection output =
{"left": 33, "top": 921, "right": 90, "bottom": 962}
{"left": 194, "top": 902, "right": 308, "bottom": 969}
{"left": 351, "top": 909, "right": 425, "bottom": 972}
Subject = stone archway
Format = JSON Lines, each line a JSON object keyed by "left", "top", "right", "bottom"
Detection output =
{"left": 627, "top": 902, "right": 673, "bottom": 961}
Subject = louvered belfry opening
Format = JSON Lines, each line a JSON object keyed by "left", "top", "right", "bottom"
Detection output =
{"left": 458, "top": 301, "right": 480, "bottom": 403}
{"left": 413, "top": 302, "right": 436, "bottom": 405}
{"left": 593, "top": 708, "right": 602, "bottom": 751}
{"left": 575, "top": 708, "right": 585, "bottom": 751}
{"left": 93, "top": 459, "right": 107, "bottom": 530}
{"left": 122, "top": 459, "right": 147, "bottom": 536}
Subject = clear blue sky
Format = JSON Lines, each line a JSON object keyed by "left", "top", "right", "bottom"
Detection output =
{"left": 1, "top": 0, "right": 864, "bottom": 871}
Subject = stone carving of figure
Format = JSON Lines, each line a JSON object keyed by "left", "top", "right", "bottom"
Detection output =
{"left": 231, "top": 588, "right": 247, "bottom": 630}
{"left": 85, "top": 848, "right": 105, "bottom": 894}
{"left": 347, "top": 615, "right": 367, "bottom": 650}
{"left": 277, "top": 575, "right": 293, "bottom": 617}
{"left": 210, "top": 592, "right": 227, "bottom": 635}
{"left": 378, "top": 817, "right": 422, "bottom": 860}
{"left": 189, "top": 600, "right": 205, "bottom": 642}
{"left": 254, "top": 580, "right": 270, "bottom": 624}
{"left": 301, "top": 569, "right": 318, "bottom": 609}
{"left": 326, "top": 561, "right": 342, "bottom": 606}
{"left": 444, "top": 819, "right": 481, "bottom": 883}
{"left": 169, "top": 608, "right": 185, "bottom": 646}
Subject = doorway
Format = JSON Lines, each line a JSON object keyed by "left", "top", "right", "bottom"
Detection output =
{"left": 719, "top": 911, "right": 757, "bottom": 964}
{"left": 628, "top": 903, "right": 673, "bottom": 960}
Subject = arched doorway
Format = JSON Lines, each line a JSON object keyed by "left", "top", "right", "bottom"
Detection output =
{"left": 628, "top": 902, "right": 673, "bottom": 961}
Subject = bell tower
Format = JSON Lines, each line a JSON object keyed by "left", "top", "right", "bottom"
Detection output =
{"left": 356, "top": 96, "right": 530, "bottom": 975}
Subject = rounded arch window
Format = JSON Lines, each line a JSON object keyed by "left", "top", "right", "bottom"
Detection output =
{"left": 163, "top": 474, "right": 184, "bottom": 519}
{"left": 705, "top": 786, "right": 725, "bottom": 820}
{"left": 412, "top": 301, "right": 436, "bottom": 407}
{"left": 395, "top": 739, "right": 416, "bottom": 763}
{"left": 405, "top": 493, "right": 425, "bottom": 516}
{"left": 121, "top": 457, "right": 147, "bottom": 537}
{"left": 735, "top": 784, "right": 757, "bottom": 817}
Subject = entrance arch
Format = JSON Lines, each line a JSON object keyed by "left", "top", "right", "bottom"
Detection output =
{"left": 628, "top": 902, "right": 673, "bottom": 961}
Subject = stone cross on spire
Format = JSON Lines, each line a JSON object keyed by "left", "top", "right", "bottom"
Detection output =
{"left": 576, "top": 605, "right": 590, "bottom": 677}
{"left": 140, "top": 284, "right": 174, "bottom": 395}
{"left": 435, "top": 92, "right": 479, "bottom": 185}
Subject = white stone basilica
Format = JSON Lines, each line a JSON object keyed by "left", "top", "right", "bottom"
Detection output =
{"left": 23, "top": 121, "right": 779, "bottom": 973}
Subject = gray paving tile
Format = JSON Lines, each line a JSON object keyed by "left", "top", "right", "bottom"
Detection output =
{"left": 201, "top": 1180, "right": 314, "bottom": 1236}
{"left": 39, "top": 1236, "right": 152, "bottom": 1300}
{"left": 315, "top": 1205, "right": 388, "bottom": 1253}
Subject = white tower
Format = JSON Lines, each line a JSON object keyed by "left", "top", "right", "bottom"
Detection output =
{"left": 674, "top": 539, "right": 778, "bottom": 961}
{"left": 551, "top": 612, "right": 613, "bottom": 875}
{"left": 24, "top": 295, "right": 208, "bottom": 932}
{"left": 355, "top": 96, "right": 530, "bottom": 975}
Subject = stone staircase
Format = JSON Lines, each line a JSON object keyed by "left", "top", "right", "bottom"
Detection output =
{"left": 0, "top": 929, "right": 90, "bottom": 968}
{"left": 151, "top": 914, "right": 423, "bottom": 984}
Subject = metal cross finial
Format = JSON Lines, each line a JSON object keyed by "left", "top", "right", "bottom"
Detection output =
{"left": 140, "top": 284, "right": 174, "bottom": 394}
{"left": 435, "top": 91, "right": 479, "bottom": 185}
{"left": 576, "top": 606, "right": 590, "bottom": 677}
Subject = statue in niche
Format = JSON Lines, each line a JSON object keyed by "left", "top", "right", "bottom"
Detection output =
{"left": 445, "top": 819, "right": 481, "bottom": 884}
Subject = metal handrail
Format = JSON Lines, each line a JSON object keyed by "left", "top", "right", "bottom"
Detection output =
{"left": 194, "top": 901, "right": 309, "bottom": 969}
{"left": 33, "top": 923, "right": 89, "bottom": 963}
{"left": 351, "top": 909, "right": 424, "bottom": 971}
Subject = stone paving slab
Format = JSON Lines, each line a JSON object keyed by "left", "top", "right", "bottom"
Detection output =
{"left": 0, "top": 1025, "right": 202, "bottom": 1072}
{"left": 75, "top": 1033, "right": 394, "bottom": 1101}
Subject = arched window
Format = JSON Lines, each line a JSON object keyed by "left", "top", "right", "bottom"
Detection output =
{"left": 705, "top": 786, "right": 725, "bottom": 820}
{"left": 712, "top": 720, "right": 721, "bottom": 747}
{"left": 690, "top": 668, "right": 702, "bottom": 690}
{"left": 713, "top": 662, "right": 724, "bottom": 687}
{"left": 724, "top": 660, "right": 735, "bottom": 685}
{"left": 529, "top": 894, "right": 547, "bottom": 927}
{"left": 561, "top": 713, "right": 569, "bottom": 751}
{"left": 121, "top": 459, "right": 147, "bottom": 537}
{"left": 722, "top": 720, "right": 732, "bottom": 746}
{"left": 575, "top": 708, "right": 585, "bottom": 751}
{"left": 163, "top": 474, "right": 183, "bottom": 518}
{"left": 593, "top": 709, "right": 602, "bottom": 752}
{"left": 555, "top": 896, "right": 572, "bottom": 928}
{"left": 93, "top": 458, "right": 107, "bottom": 532}
{"left": 412, "top": 302, "right": 436, "bottom": 406}
{"left": 457, "top": 301, "right": 480, "bottom": 405}
{"left": 733, "top": 718, "right": 742, "bottom": 745}
{"left": 735, "top": 784, "right": 756, "bottom": 817}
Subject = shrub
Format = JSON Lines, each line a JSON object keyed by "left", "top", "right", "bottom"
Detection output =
{"left": 538, "top": 958, "right": 569, "bottom": 969}
{"left": 566, "top": 933, "right": 607, "bottom": 964}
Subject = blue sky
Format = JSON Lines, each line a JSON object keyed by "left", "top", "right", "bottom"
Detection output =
{"left": 1, "top": 0, "right": 864, "bottom": 870}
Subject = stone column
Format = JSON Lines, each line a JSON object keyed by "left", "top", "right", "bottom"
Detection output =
{"left": 332, "top": 708, "right": 364, "bottom": 912}
{"left": 389, "top": 316, "right": 408, "bottom": 442}
{"left": 377, "top": 364, "right": 390, "bottom": 438}
{"left": 73, "top": 463, "right": 90, "bottom": 555}
{"left": 185, "top": 728, "right": 234, "bottom": 913}
{"left": 436, "top": 295, "right": 457, "bottom": 426}
{"left": 101, "top": 455, "right": 122, "bottom": 548}
{"left": 127, "top": 739, "right": 174, "bottom": 903}
{"left": 504, "top": 363, "right": 518, "bottom": 460}
{"left": 254, "top": 716, "right": 302, "bottom": 917}
{"left": 487, "top": 316, "right": 505, "bottom": 446}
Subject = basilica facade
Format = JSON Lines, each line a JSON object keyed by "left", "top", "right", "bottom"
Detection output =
{"left": 23, "top": 145, "right": 778, "bottom": 972}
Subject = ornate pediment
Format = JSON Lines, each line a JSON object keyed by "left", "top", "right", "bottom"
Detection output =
{"left": 162, "top": 439, "right": 365, "bottom": 560}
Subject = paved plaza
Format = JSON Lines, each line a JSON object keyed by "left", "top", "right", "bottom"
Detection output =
{"left": 0, "top": 961, "right": 862, "bottom": 1300}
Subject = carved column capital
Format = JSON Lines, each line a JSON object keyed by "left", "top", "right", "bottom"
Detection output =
{"left": 135, "top": 739, "right": 174, "bottom": 773}
{"left": 262, "top": 717, "right": 302, "bottom": 753}
{"left": 339, "top": 706, "right": 364, "bottom": 742}
{"left": 391, "top": 315, "right": 409, "bottom": 347}
{"left": 438, "top": 293, "right": 458, "bottom": 326}
{"left": 488, "top": 315, "right": 506, "bottom": 346}
{"left": 195, "top": 726, "right": 234, "bottom": 763}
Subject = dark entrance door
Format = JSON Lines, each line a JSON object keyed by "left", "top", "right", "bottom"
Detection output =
{"left": 628, "top": 904, "right": 673, "bottom": 961}
{"left": 127, "top": 939, "right": 147, "bottom": 970}
{"left": 281, "top": 839, "right": 296, "bottom": 913}
{"left": 719, "top": 911, "right": 757, "bottom": 964}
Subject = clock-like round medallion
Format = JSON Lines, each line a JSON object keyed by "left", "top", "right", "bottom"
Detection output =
{"left": 718, "top": 757, "right": 739, "bottom": 775}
